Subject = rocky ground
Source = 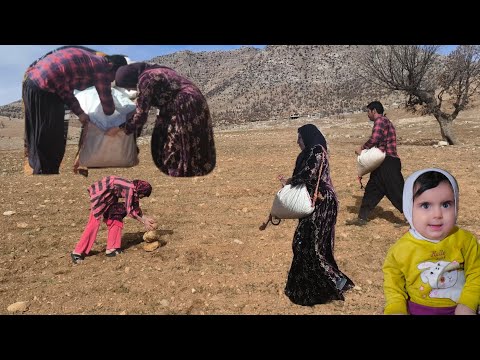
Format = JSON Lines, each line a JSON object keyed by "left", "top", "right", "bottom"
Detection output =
{"left": 1, "top": 107, "right": 479, "bottom": 315}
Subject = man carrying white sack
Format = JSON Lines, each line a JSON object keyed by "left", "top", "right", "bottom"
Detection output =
{"left": 346, "top": 101, "right": 405, "bottom": 226}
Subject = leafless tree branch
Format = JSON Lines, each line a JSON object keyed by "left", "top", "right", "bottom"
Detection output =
{"left": 357, "top": 45, "right": 480, "bottom": 145}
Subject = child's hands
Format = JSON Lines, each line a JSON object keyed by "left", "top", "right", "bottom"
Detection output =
{"left": 142, "top": 216, "right": 157, "bottom": 231}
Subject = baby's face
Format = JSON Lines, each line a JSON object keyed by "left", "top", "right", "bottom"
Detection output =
{"left": 412, "top": 180, "right": 456, "bottom": 241}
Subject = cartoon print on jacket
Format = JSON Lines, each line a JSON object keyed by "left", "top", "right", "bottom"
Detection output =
{"left": 417, "top": 260, "right": 465, "bottom": 302}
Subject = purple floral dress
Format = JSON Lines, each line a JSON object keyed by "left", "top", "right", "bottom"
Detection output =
{"left": 125, "top": 66, "right": 216, "bottom": 177}
{"left": 284, "top": 144, "right": 354, "bottom": 306}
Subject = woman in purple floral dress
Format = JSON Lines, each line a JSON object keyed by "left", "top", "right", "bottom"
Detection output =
{"left": 283, "top": 124, "right": 354, "bottom": 306}
{"left": 111, "top": 62, "right": 216, "bottom": 177}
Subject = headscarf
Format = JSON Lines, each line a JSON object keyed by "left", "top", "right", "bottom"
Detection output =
{"left": 133, "top": 179, "right": 152, "bottom": 197}
{"left": 403, "top": 168, "right": 459, "bottom": 242}
{"left": 293, "top": 124, "right": 327, "bottom": 176}
{"left": 115, "top": 62, "right": 149, "bottom": 89}
{"left": 105, "top": 55, "right": 128, "bottom": 73}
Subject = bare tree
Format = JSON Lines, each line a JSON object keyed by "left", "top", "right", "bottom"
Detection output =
{"left": 359, "top": 45, "right": 480, "bottom": 145}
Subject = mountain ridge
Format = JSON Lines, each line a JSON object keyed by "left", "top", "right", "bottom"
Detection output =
{"left": 0, "top": 45, "right": 405, "bottom": 125}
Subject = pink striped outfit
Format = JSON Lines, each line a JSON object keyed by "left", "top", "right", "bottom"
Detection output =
{"left": 74, "top": 176, "right": 146, "bottom": 256}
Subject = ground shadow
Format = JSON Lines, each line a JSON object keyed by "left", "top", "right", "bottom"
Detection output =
{"left": 346, "top": 195, "right": 364, "bottom": 217}
{"left": 399, "top": 138, "right": 440, "bottom": 146}
{"left": 371, "top": 209, "right": 405, "bottom": 223}
{"left": 84, "top": 250, "right": 100, "bottom": 257}
{"left": 121, "top": 229, "right": 174, "bottom": 250}
{"left": 346, "top": 195, "right": 405, "bottom": 224}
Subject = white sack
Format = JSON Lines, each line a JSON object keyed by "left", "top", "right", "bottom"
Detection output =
{"left": 270, "top": 184, "right": 314, "bottom": 219}
{"left": 74, "top": 86, "right": 136, "bottom": 131}
{"left": 357, "top": 147, "right": 386, "bottom": 177}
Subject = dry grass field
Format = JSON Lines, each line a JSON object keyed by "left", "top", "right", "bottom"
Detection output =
{"left": 1, "top": 106, "right": 479, "bottom": 315}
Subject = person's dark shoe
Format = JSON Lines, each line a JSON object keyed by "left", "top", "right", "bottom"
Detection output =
{"left": 345, "top": 218, "right": 368, "bottom": 226}
{"left": 71, "top": 252, "right": 84, "bottom": 264}
{"left": 105, "top": 248, "right": 123, "bottom": 257}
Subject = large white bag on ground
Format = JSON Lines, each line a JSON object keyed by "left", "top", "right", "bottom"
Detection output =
{"left": 270, "top": 184, "right": 314, "bottom": 219}
{"left": 78, "top": 122, "right": 139, "bottom": 168}
{"left": 357, "top": 147, "right": 386, "bottom": 177}
{"left": 74, "top": 86, "right": 136, "bottom": 131}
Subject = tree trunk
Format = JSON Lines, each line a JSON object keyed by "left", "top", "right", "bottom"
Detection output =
{"left": 434, "top": 114, "right": 457, "bottom": 145}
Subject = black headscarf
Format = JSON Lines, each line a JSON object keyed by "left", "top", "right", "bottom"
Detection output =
{"left": 293, "top": 124, "right": 327, "bottom": 176}
{"left": 115, "top": 62, "right": 150, "bottom": 88}
{"left": 105, "top": 55, "right": 128, "bottom": 73}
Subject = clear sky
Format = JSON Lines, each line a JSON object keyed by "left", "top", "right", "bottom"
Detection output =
{"left": 0, "top": 44, "right": 457, "bottom": 107}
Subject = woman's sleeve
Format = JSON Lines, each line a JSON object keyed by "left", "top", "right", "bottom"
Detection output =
{"left": 124, "top": 75, "right": 151, "bottom": 135}
{"left": 290, "top": 147, "right": 324, "bottom": 187}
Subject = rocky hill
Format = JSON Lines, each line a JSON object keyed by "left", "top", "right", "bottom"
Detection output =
{"left": 0, "top": 45, "right": 405, "bottom": 126}
{"left": 0, "top": 101, "right": 23, "bottom": 119}
{"left": 150, "top": 45, "right": 404, "bottom": 125}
